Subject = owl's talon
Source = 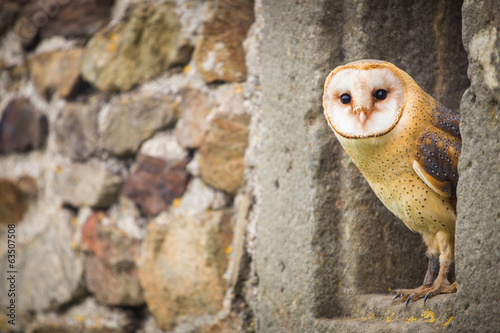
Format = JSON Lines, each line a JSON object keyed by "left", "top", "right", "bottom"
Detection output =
{"left": 405, "top": 295, "right": 413, "bottom": 309}
{"left": 423, "top": 292, "right": 431, "bottom": 306}
{"left": 392, "top": 293, "right": 402, "bottom": 301}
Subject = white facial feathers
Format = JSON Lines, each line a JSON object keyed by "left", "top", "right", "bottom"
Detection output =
{"left": 324, "top": 67, "right": 405, "bottom": 138}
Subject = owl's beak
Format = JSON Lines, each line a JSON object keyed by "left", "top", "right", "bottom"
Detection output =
{"left": 359, "top": 111, "right": 368, "bottom": 127}
{"left": 354, "top": 106, "right": 370, "bottom": 127}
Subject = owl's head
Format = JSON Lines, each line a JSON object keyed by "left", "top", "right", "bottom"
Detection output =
{"left": 323, "top": 60, "right": 410, "bottom": 139}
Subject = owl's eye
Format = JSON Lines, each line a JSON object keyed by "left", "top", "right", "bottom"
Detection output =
{"left": 340, "top": 93, "right": 351, "bottom": 104}
{"left": 374, "top": 89, "right": 388, "bottom": 100}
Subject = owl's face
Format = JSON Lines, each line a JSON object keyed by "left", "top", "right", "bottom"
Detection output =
{"left": 323, "top": 61, "right": 406, "bottom": 138}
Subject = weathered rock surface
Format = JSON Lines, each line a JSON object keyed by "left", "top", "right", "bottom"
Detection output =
{"left": 81, "top": 3, "right": 192, "bottom": 92}
{"left": 0, "top": 1, "right": 24, "bottom": 37}
{"left": 105, "top": 196, "right": 147, "bottom": 240}
{"left": 0, "top": 205, "right": 84, "bottom": 315}
{"left": 453, "top": 1, "right": 500, "bottom": 332}
{"left": 193, "top": 0, "right": 254, "bottom": 83}
{"left": 99, "top": 93, "right": 179, "bottom": 156}
{"left": 27, "top": 297, "right": 133, "bottom": 333}
{"left": 199, "top": 113, "right": 250, "bottom": 194}
{"left": 14, "top": 0, "right": 114, "bottom": 47}
{"left": 139, "top": 210, "right": 233, "bottom": 331}
{"left": 170, "top": 178, "right": 231, "bottom": 217}
{"left": 175, "top": 87, "right": 212, "bottom": 149}
{"left": 82, "top": 212, "right": 144, "bottom": 306}
{"left": 0, "top": 176, "right": 37, "bottom": 224}
{"left": 123, "top": 154, "right": 190, "bottom": 216}
{"left": 139, "top": 131, "right": 188, "bottom": 164}
{"left": 28, "top": 48, "right": 83, "bottom": 98}
{"left": 54, "top": 100, "right": 100, "bottom": 160}
{"left": 214, "top": 83, "right": 247, "bottom": 115}
{"left": 54, "top": 162, "right": 122, "bottom": 208}
{"left": 0, "top": 98, "right": 48, "bottom": 155}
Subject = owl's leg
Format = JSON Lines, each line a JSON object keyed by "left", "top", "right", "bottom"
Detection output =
{"left": 422, "top": 255, "right": 440, "bottom": 286}
{"left": 393, "top": 232, "right": 457, "bottom": 306}
{"left": 422, "top": 261, "right": 457, "bottom": 305}
{"left": 421, "top": 233, "right": 457, "bottom": 303}
{"left": 392, "top": 260, "right": 457, "bottom": 306}
{"left": 392, "top": 255, "right": 439, "bottom": 302}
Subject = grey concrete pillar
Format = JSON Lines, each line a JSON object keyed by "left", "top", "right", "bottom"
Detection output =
{"left": 453, "top": 1, "right": 500, "bottom": 332}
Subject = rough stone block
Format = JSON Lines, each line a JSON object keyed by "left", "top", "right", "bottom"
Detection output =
{"left": 0, "top": 176, "right": 37, "bottom": 224}
{"left": 193, "top": 0, "right": 254, "bottom": 83}
{"left": 199, "top": 113, "right": 250, "bottom": 194}
{"left": 99, "top": 93, "right": 179, "bottom": 156}
{"left": 123, "top": 154, "right": 190, "bottom": 216}
{"left": 27, "top": 48, "right": 83, "bottom": 98}
{"left": 14, "top": 0, "right": 114, "bottom": 47}
{"left": 26, "top": 298, "right": 133, "bottom": 333}
{"left": 81, "top": 2, "right": 193, "bottom": 92}
{"left": 54, "top": 100, "right": 100, "bottom": 161}
{"left": 0, "top": 1, "right": 24, "bottom": 37}
{"left": 54, "top": 162, "right": 122, "bottom": 208}
{"left": 81, "top": 212, "right": 144, "bottom": 306}
{"left": 139, "top": 210, "right": 233, "bottom": 331}
{"left": 139, "top": 131, "right": 188, "bottom": 165}
{"left": 175, "top": 87, "right": 212, "bottom": 149}
{"left": 0, "top": 98, "right": 48, "bottom": 155}
{"left": 0, "top": 206, "right": 84, "bottom": 315}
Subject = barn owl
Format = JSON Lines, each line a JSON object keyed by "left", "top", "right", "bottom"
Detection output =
{"left": 323, "top": 59, "right": 461, "bottom": 305}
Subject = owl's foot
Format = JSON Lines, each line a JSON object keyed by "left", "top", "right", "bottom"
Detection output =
{"left": 423, "top": 280, "right": 457, "bottom": 305}
{"left": 392, "top": 280, "right": 457, "bottom": 307}
{"left": 392, "top": 284, "right": 431, "bottom": 303}
{"left": 393, "top": 262, "right": 457, "bottom": 308}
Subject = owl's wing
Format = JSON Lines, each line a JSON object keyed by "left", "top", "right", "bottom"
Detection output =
{"left": 413, "top": 104, "right": 461, "bottom": 202}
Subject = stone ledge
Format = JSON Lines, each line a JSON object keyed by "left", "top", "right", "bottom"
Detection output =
{"left": 315, "top": 293, "right": 455, "bottom": 333}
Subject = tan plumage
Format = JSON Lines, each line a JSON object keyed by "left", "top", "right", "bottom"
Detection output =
{"left": 323, "top": 59, "right": 460, "bottom": 304}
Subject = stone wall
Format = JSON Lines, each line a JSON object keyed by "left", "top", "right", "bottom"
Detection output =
{"left": 0, "top": 0, "right": 259, "bottom": 332}
{"left": 0, "top": 0, "right": 499, "bottom": 333}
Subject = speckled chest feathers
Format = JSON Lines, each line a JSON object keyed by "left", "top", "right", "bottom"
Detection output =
{"left": 323, "top": 60, "right": 461, "bottom": 236}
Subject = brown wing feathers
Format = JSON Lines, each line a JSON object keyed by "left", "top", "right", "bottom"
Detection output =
{"left": 413, "top": 105, "right": 461, "bottom": 209}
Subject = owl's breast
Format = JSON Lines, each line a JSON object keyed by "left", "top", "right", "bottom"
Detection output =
{"left": 336, "top": 126, "right": 455, "bottom": 235}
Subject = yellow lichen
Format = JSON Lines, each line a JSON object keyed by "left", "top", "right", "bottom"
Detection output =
{"left": 235, "top": 84, "right": 243, "bottom": 94}
{"left": 75, "top": 314, "right": 85, "bottom": 324}
{"left": 106, "top": 33, "right": 120, "bottom": 53}
{"left": 362, "top": 313, "right": 376, "bottom": 321}
{"left": 421, "top": 309, "right": 435, "bottom": 323}
{"left": 404, "top": 315, "right": 417, "bottom": 324}
{"left": 56, "top": 165, "right": 63, "bottom": 175}
{"left": 386, "top": 312, "right": 395, "bottom": 322}
{"left": 183, "top": 65, "right": 191, "bottom": 73}
{"left": 97, "top": 211, "right": 105, "bottom": 221}
{"left": 71, "top": 240, "right": 79, "bottom": 251}
{"left": 225, "top": 246, "right": 233, "bottom": 254}
{"left": 93, "top": 317, "right": 102, "bottom": 328}
{"left": 172, "top": 198, "right": 181, "bottom": 207}
{"left": 443, "top": 316, "right": 454, "bottom": 327}
{"left": 107, "top": 42, "right": 117, "bottom": 53}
